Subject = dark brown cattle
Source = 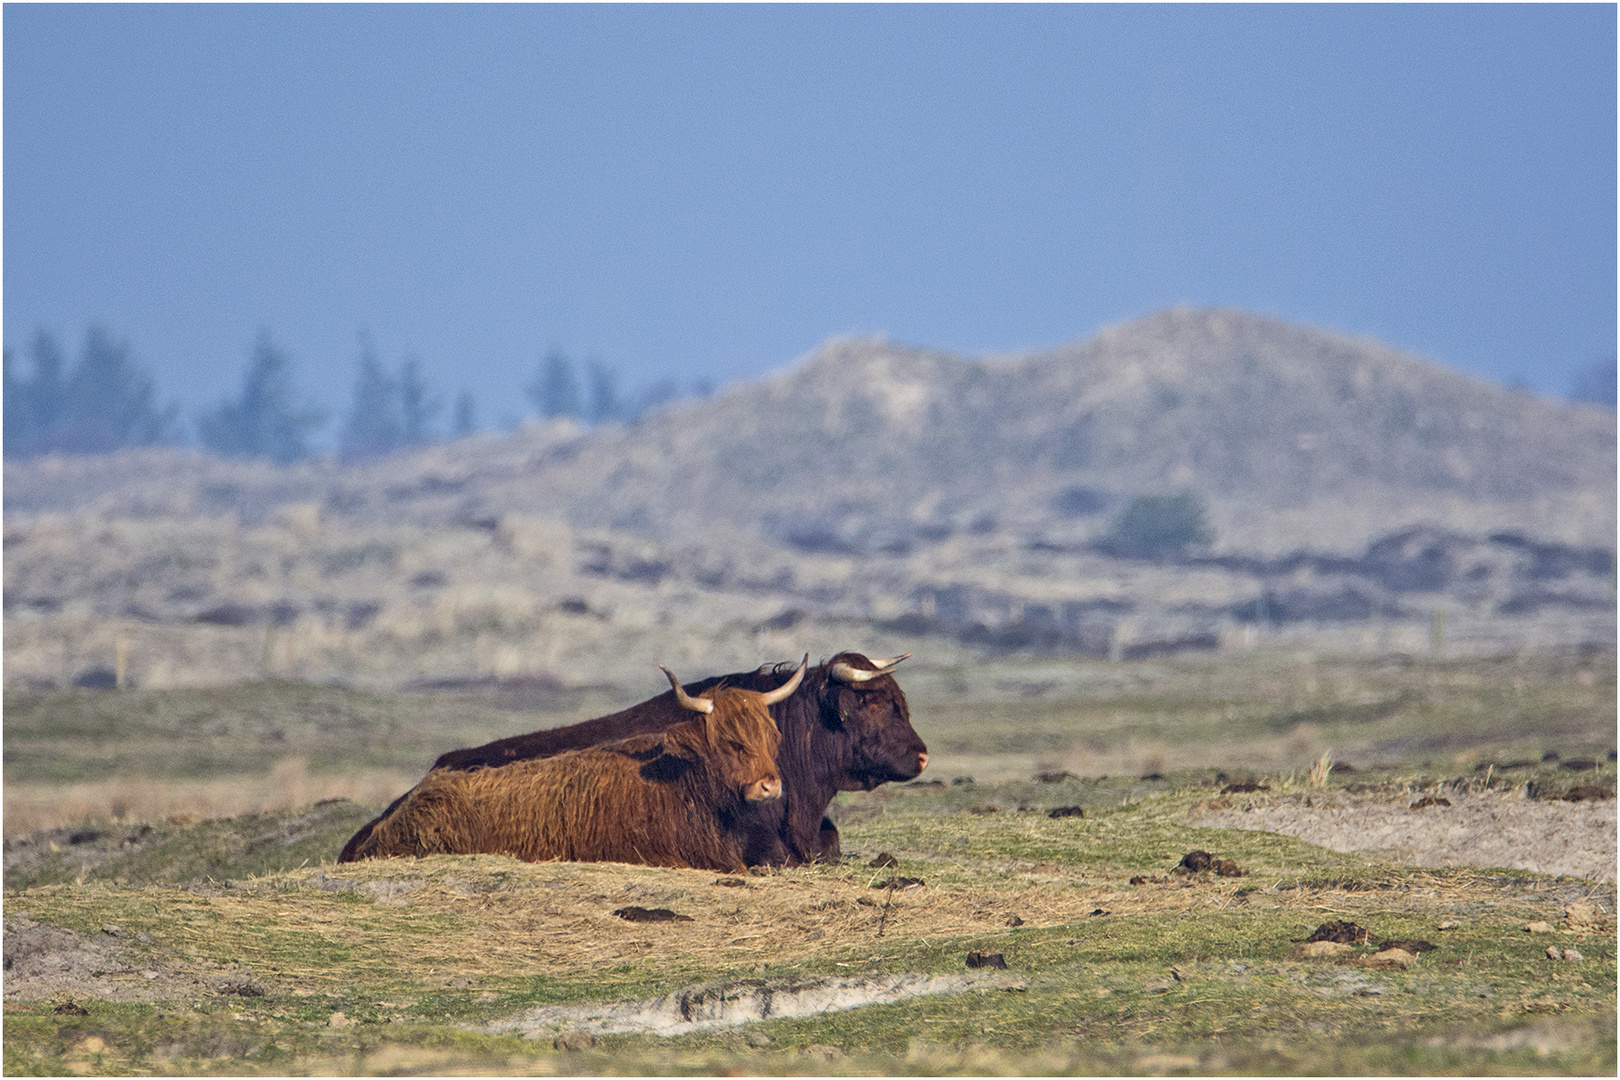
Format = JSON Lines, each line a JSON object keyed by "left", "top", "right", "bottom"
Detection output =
{"left": 337, "top": 651, "right": 926, "bottom": 866}
{"left": 346, "top": 662, "right": 799, "bottom": 872}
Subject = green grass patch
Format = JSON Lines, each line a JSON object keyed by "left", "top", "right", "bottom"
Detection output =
{"left": 4, "top": 650, "right": 1613, "bottom": 1074}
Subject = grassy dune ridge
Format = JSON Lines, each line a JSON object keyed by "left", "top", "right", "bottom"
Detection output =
{"left": 3, "top": 650, "right": 1615, "bottom": 1075}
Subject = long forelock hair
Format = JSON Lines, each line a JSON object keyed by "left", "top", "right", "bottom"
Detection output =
{"left": 687, "top": 683, "right": 784, "bottom": 767}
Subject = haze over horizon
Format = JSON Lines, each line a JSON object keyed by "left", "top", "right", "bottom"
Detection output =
{"left": 5, "top": 4, "right": 1615, "bottom": 445}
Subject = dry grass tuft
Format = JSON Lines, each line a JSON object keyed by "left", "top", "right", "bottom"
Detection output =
{"left": 3, "top": 758, "right": 417, "bottom": 833}
{"left": 1309, "top": 751, "right": 1333, "bottom": 789}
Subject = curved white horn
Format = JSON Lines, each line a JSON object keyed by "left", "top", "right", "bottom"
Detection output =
{"left": 759, "top": 654, "right": 808, "bottom": 706}
{"left": 832, "top": 653, "right": 912, "bottom": 683}
{"left": 660, "top": 666, "right": 713, "bottom": 714}
{"left": 830, "top": 662, "right": 876, "bottom": 684}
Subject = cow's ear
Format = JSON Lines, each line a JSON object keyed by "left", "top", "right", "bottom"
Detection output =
{"left": 828, "top": 688, "right": 859, "bottom": 730}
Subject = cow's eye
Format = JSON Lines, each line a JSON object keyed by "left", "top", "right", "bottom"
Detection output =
{"left": 728, "top": 741, "right": 747, "bottom": 753}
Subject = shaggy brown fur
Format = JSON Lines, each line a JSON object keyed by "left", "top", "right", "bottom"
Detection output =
{"left": 339, "top": 653, "right": 926, "bottom": 866}
{"left": 350, "top": 684, "right": 783, "bottom": 872}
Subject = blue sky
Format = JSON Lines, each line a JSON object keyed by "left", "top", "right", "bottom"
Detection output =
{"left": 5, "top": 4, "right": 1615, "bottom": 436}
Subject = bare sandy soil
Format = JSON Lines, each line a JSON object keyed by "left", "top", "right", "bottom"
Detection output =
{"left": 1193, "top": 789, "right": 1617, "bottom": 884}
{"left": 1, "top": 914, "right": 240, "bottom": 1004}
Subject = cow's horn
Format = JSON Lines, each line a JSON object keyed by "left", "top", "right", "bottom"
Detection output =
{"left": 660, "top": 666, "right": 714, "bottom": 714}
{"left": 831, "top": 652, "right": 911, "bottom": 683}
{"left": 759, "top": 654, "right": 808, "bottom": 706}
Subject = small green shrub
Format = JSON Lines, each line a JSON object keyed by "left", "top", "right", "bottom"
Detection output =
{"left": 1104, "top": 493, "right": 1213, "bottom": 558}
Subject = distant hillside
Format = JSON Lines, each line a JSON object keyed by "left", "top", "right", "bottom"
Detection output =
{"left": 515, "top": 305, "right": 1613, "bottom": 550}
{"left": 5, "top": 307, "right": 1613, "bottom": 688}
{"left": 6, "top": 307, "right": 1614, "bottom": 554}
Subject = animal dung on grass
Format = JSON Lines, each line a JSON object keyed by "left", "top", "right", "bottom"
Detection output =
{"left": 613, "top": 906, "right": 692, "bottom": 923}
{"left": 965, "top": 951, "right": 1007, "bottom": 969}
{"left": 867, "top": 852, "right": 899, "bottom": 868}
{"left": 1409, "top": 795, "right": 1451, "bottom": 809}
{"left": 1178, "top": 850, "right": 1213, "bottom": 872}
{"left": 1219, "top": 779, "right": 1269, "bottom": 795}
{"left": 1173, "top": 850, "right": 1245, "bottom": 877}
{"left": 1304, "top": 920, "right": 1370, "bottom": 945}
{"left": 1048, "top": 805, "right": 1085, "bottom": 819}
{"left": 1302, "top": 919, "right": 1367, "bottom": 945}
{"left": 1376, "top": 938, "right": 1437, "bottom": 954}
{"left": 1034, "top": 770, "right": 1079, "bottom": 783}
{"left": 871, "top": 876, "right": 926, "bottom": 890}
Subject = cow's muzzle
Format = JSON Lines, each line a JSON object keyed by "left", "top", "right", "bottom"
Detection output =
{"left": 745, "top": 777, "right": 783, "bottom": 802}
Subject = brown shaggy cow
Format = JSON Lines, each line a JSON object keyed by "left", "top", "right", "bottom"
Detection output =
{"left": 346, "top": 660, "right": 804, "bottom": 871}
{"left": 338, "top": 652, "right": 925, "bottom": 866}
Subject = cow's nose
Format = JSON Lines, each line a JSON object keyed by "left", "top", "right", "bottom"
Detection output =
{"left": 916, "top": 751, "right": 929, "bottom": 774}
{"left": 746, "top": 777, "right": 783, "bottom": 802}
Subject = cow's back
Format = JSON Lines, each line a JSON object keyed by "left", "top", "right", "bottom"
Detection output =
{"left": 353, "top": 733, "right": 750, "bottom": 871}
{"left": 431, "top": 702, "right": 684, "bottom": 771}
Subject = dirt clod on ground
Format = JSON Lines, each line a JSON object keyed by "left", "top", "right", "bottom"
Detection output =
{"left": 613, "top": 906, "right": 691, "bottom": 923}
{"left": 1563, "top": 901, "right": 1601, "bottom": 929}
{"left": 1220, "top": 780, "right": 1269, "bottom": 795}
{"left": 1356, "top": 947, "right": 1417, "bottom": 969}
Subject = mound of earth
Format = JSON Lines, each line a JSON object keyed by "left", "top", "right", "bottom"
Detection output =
{"left": 1192, "top": 789, "right": 1616, "bottom": 883}
{"left": 1, "top": 914, "right": 234, "bottom": 1003}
